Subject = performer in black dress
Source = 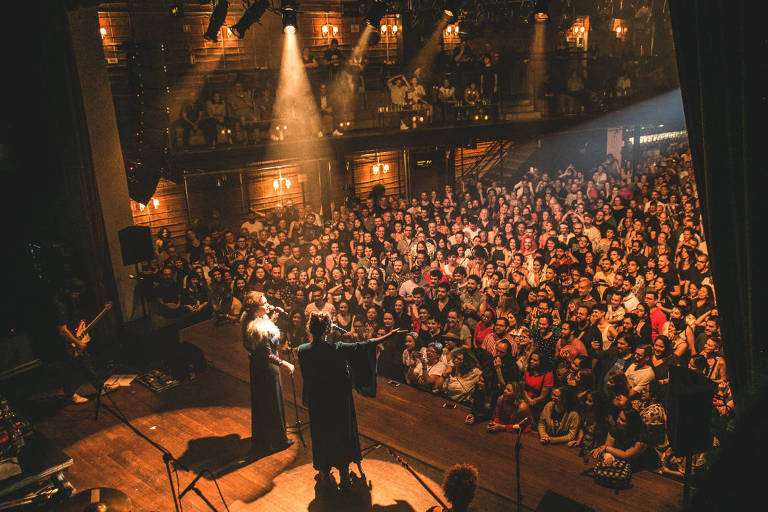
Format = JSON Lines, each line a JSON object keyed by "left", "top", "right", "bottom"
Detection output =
{"left": 241, "top": 292, "right": 295, "bottom": 453}
{"left": 297, "top": 311, "right": 406, "bottom": 488}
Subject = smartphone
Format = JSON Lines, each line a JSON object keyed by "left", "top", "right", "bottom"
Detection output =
{"left": 442, "top": 402, "right": 457, "bottom": 409}
{"left": 387, "top": 380, "right": 401, "bottom": 388}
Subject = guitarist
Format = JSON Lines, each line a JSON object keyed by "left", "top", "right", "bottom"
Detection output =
{"left": 53, "top": 278, "right": 102, "bottom": 404}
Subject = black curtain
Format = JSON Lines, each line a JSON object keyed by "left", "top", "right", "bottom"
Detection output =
{"left": 668, "top": 1, "right": 768, "bottom": 411}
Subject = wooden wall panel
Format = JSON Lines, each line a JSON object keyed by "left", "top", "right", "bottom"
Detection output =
{"left": 351, "top": 150, "right": 403, "bottom": 199}
{"left": 129, "top": 178, "right": 188, "bottom": 247}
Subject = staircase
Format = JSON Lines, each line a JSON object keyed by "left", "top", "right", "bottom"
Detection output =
{"left": 467, "top": 140, "right": 540, "bottom": 183}
{"left": 500, "top": 97, "right": 542, "bottom": 121}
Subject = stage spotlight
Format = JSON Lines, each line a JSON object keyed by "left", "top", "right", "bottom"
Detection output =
{"left": 364, "top": 0, "right": 386, "bottom": 30}
{"left": 281, "top": 0, "right": 298, "bottom": 33}
{"left": 230, "top": 0, "right": 269, "bottom": 38}
{"left": 444, "top": 0, "right": 458, "bottom": 18}
{"left": 534, "top": 0, "right": 549, "bottom": 22}
{"left": 204, "top": 0, "right": 229, "bottom": 43}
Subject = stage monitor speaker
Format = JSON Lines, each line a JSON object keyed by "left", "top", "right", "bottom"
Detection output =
{"left": 118, "top": 225, "right": 154, "bottom": 266}
{"left": 535, "top": 490, "right": 593, "bottom": 512}
{"left": 667, "top": 365, "right": 715, "bottom": 456}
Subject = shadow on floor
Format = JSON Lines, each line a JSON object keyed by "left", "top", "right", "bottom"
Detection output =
{"left": 307, "top": 473, "right": 417, "bottom": 512}
{"left": 176, "top": 433, "right": 270, "bottom": 478}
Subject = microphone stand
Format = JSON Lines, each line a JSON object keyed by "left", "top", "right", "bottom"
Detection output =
{"left": 286, "top": 371, "right": 307, "bottom": 447}
{"left": 97, "top": 394, "right": 224, "bottom": 512}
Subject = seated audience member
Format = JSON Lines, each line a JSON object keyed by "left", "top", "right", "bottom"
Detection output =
{"left": 181, "top": 274, "right": 210, "bottom": 317}
{"left": 554, "top": 320, "right": 587, "bottom": 361}
{"left": 227, "top": 82, "right": 258, "bottom": 144}
{"left": 523, "top": 351, "right": 554, "bottom": 418}
{"left": 200, "top": 90, "right": 228, "bottom": 148}
{"left": 624, "top": 343, "right": 655, "bottom": 398}
{"left": 488, "top": 382, "right": 534, "bottom": 433}
{"left": 632, "top": 384, "right": 667, "bottom": 466}
{"left": 538, "top": 386, "right": 580, "bottom": 445}
{"left": 591, "top": 408, "right": 652, "bottom": 469}
{"left": 178, "top": 100, "right": 203, "bottom": 148}
{"left": 407, "top": 341, "right": 447, "bottom": 392}
{"left": 427, "top": 463, "right": 478, "bottom": 512}
{"left": 466, "top": 339, "right": 520, "bottom": 425}
{"left": 569, "top": 390, "right": 610, "bottom": 460}
{"left": 650, "top": 335, "right": 676, "bottom": 390}
{"left": 440, "top": 348, "right": 482, "bottom": 403}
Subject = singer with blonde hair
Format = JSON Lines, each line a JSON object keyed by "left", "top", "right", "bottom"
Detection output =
{"left": 242, "top": 291, "right": 295, "bottom": 453}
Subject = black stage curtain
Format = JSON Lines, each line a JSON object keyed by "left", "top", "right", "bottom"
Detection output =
{"left": 668, "top": 1, "right": 767, "bottom": 410}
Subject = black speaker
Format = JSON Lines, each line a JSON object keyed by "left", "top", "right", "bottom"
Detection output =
{"left": 126, "top": 161, "right": 161, "bottom": 205}
{"left": 667, "top": 365, "right": 715, "bottom": 456}
{"left": 536, "top": 490, "right": 593, "bottom": 512}
{"left": 118, "top": 225, "right": 154, "bottom": 265}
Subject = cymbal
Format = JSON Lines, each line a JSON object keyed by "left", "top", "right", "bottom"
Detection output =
{"left": 56, "top": 487, "right": 132, "bottom": 512}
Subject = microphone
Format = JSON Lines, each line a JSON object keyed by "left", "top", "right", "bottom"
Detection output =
{"left": 330, "top": 323, "right": 348, "bottom": 334}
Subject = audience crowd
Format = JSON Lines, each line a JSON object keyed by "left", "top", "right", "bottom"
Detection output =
{"left": 144, "top": 139, "right": 728, "bottom": 476}
{"left": 174, "top": 38, "right": 663, "bottom": 146}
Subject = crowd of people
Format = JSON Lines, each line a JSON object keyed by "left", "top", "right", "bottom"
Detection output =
{"left": 174, "top": 36, "right": 657, "bottom": 146}
{"left": 142, "top": 139, "right": 728, "bottom": 477}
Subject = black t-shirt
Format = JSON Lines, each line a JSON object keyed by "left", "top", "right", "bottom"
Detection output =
{"left": 53, "top": 296, "right": 82, "bottom": 331}
{"left": 324, "top": 48, "right": 343, "bottom": 66}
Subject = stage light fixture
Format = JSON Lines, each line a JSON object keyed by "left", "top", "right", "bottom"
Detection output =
{"left": 444, "top": 0, "right": 458, "bottom": 18}
{"left": 204, "top": 0, "right": 229, "bottom": 42}
{"left": 230, "top": 0, "right": 269, "bottom": 38}
{"left": 281, "top": 0, "right": 298, "bottom": 33}
{"left": 534, "top": 0, "right": 549, "bottom": 22}
{"left": 364, "top": 0, "right": 386, "bottom": 30}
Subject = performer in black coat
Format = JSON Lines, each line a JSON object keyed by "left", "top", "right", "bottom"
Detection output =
{"left": 297, "top": 311, "right": 405, "bottom": 489}
{"left": 241, "top": 292, "right": 295, "bottom": 453}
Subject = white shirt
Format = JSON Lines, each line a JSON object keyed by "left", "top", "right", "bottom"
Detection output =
{"left": 625, "top": 363, "right": 655, "bottom": 394}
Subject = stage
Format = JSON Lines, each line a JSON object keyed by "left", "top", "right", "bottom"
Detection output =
{"left": 31, "top": 320, "right": 683, "bottom": 511}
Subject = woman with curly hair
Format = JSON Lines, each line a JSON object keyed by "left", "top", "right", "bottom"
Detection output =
{"left": 297, "top": 311, "right": 405, "bottom": 490}
{"left": 427, "top": 463, "right": 479, "bottom": 512}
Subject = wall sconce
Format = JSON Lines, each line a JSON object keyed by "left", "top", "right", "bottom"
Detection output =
{"left": 381, "top": 24, "right": 398, "bottom": 34}
{"left": 100, "top": 27, "right": 107, "bottom": 39}
{"left": 273, "top": 176, "right": 292, "bottom": 191}
{"left": 372, "top": 163, "right": 389, "bottom": 175}
{"left": 322, "top": 23, "right": 338, "bottom": 37}
{"left": 152, "top": 198, "right": 160, "bottom": 208}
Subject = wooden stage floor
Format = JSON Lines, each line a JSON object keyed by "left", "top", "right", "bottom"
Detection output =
{"left": 31, "top": 320, "right": 682, "bottom": 511}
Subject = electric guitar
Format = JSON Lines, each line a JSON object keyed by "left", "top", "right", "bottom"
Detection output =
{"left": 69, "top": 302, "right": 113, "bottom": 357}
